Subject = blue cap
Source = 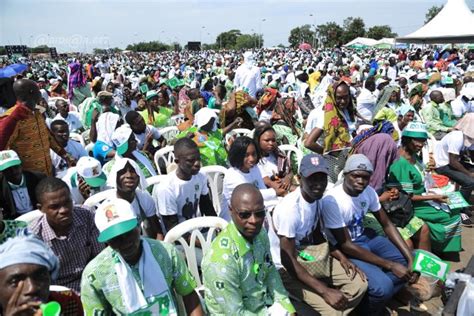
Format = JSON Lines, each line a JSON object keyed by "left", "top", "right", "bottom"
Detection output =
{"left": 299, "top": 154, "right": 329, "bottom": 177}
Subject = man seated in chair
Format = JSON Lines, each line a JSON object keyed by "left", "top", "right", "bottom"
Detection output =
{"left": 202, "top": 183, "right": 296, "bottom": 315}
{"left": 0, "top": 150, "right": 45, "bottom": 220}
{"left": 0, "top": 235, "right": 82, "bottom": 315}
{"left": 29, "top": 177, "right": 104, "bottom": 293}
{"left": 321, "top": 154, "right": 418, "bottom": 315}
{"left": 156, "top": 138, "right": 216, "bottom": 234}
{"left": 270, "top": 153, "right": 367, "bottom": 315}
{"left": 81, "top": 197, "right": 203, "bottom": 315}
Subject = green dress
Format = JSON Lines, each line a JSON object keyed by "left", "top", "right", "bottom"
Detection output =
{"left": 388, "top": 157, "right": 462, "bottom": 253}
{"left": 176, "top": 127, "right": 228, "bottom": 167}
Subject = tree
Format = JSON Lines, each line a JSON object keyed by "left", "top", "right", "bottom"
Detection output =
{"left": 235, "top": 34, "right": 262, "bottom": 49}
{"left": 288, "top": 24, "right": 315, "bottom": 48}
{"left": 316, "top": 22, "right": 344, "bottom": 48}
{"left": 425, "top": 5, "right": 443, "bottom": 24}
{"left": 366, "top": 25, "right": 397, "bottom": 40}
{"left": 215, "top": 30, "right": 241, "bottom": 49}
{"left": 125, "top": 41, "right": 169, "bottom": 52}
{"left": 341, "top": 17, "right": 366, "bottom": 44}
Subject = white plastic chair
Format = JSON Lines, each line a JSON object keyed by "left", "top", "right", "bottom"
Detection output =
{"left": 164, "top": 216, "right": 228, "bottom": 288}
{"left": 83, "top": 189, "right": 115, "bottom": 208}
{"left": 153, "top": 145, "right": 175, "bottom": 175}
{"left": 224, "top": 128, "right": 252, "bottom": 147}
{"left": 159, "top": 126, "right": 180, "bottom": 142}
{"left": 170, "top": 114, "right": 185, "bottom": 126}
{"left": 278, "top": 144, "right": 303, "bottom": 172}
{"left": 69, "top": 132, "right": 85, "bottom": 147}
{"left": 200, "top": 165, "right": 227, "bottom": 216}
{"left": 145, "top": 175, "right": 167, "bottom": 189}
{"left": 15, "top": 210, "right": 42, "bottom": 224}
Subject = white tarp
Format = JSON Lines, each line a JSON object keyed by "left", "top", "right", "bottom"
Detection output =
{"left": 397, "top": 0, "right": 474, "bottom": 43}
{"left": 344, "top": 37, "right": 378, "bottom": 47}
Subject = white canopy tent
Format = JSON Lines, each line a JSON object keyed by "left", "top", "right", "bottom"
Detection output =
{"left": 343, "top": 37, "right": 378, "bottom": 47}
{"left": 397, "top": 0, "right": 474, "bottom": 44}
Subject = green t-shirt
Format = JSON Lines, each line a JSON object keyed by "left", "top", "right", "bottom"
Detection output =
{"left": 140, "top": 107, "right": 173, "bottom": 128}
{"left": 81, "top": 238, "right": 197, "bottom": 315}
{"left": 202, "top": 222, "right": 295, "bottom": 315}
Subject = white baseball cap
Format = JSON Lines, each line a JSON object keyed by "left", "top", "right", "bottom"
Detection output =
{"left": 0, "top": 150, "right": 21, "bottom": 171}
{"left": 76, "top": 156, "right": 107, "bottom": 188}
{"left": 111, "top": 125, "right": 134, "bottom": 156}
{"left": 95, "top": 198, "right": 138, "bottom": 242}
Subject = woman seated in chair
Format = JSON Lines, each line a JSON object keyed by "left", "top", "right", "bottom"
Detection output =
{"left": 220, "top": 136, "right": 287, "bottom": 221}
{"left": 107, "top": 158, "right": 164, "bottom": 240}
{"left": 388, "top": 122, "right": 462, "bottom": 255}
{"left": 253, "top": 123, "right": 296, "bottom": 193}
{"left": 176, "top": 107, "right": 242, "bottom": 167}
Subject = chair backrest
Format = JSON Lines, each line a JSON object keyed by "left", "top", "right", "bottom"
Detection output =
{"left": 15, "top": 210, "right": 42, "bottom": 225}
{"left": 170, "top": 114, "right": 185, "bottom": 126}
{"left": 200, "top": 165, "right": 227, "bottom": 216}
{"left": 278, "top": 144, "right": 303, "bottom": 172}
{"left": 145, "top": 175, "right": 167, "bottom": 189}
{"left": 164, "top": 216, "right": 228, "bottom": 288}
{"left": 153, "top": 145, "right": 175, "bottom": 175}
{"left": 69, "top": 132, "right": 85, "bottom": 147}
{"left": 83, "top": 189, "right": 115, "bottom": 208}
{"left": 159, "top": 126, "right": 180, "bottom": 142}
{"left": 224, "top": 128, "right": 252, "bottom": 147}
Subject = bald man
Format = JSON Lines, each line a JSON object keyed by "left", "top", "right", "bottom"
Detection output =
{"left": 421, "top": 90, "right": 454, "bottom": 140}
{"left": 202, "top": 183, "right": 296, "bottom": 315}
{"left": 0, "top": 79, "right": 73, "bottom": 176}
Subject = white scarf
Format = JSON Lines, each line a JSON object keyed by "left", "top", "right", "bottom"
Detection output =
{"left": 114, "top": 238, "right": 177, "bottom": 315}
{"left": 132, "top": 150, "right": 157, "bottom": 177}
{"left": 96, "top": 112, "right": 120, "bottom": 146}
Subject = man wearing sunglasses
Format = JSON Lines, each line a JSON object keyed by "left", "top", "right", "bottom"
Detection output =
{"left": 202, "top": 183, "right": 295, "bottom": 315}
{"left": 269, "top": 153, "right": 368, "bottom": 315}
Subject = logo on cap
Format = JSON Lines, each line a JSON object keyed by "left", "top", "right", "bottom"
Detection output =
{"left": 91, "top": 166, "right": 100, "bottom": 176}
{"left": 357, "top": 163, "right": 367, "bottom": 170}
{"left": 105, "top": 206, "right": 120, "bottom": 222}
{"left": 1, "top": 152, "right": 11, "bottom": 160}
{"left": 311, "top": 157, "right": 319, "bottom": 165}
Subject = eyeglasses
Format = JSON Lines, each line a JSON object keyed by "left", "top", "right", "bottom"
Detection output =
{"left": 233, "top": 208, "right": 266, "bottom": 219}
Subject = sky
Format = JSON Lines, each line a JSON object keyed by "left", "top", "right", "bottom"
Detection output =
{"left": 1, "top": 0, "right": 473, "bottom": 52}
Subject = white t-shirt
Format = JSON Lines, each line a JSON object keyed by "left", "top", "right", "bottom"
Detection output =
{"left": 52, "top": 112, "right": 83, "bottom": 132}
{"left": 134, "top": 125, "right": 162, "bottom": 151}
{"left": 156, "top": 171, "right": 209, "bottom": 225}
{"left": 257, "top": 153, "right": 278, "bottom": 178}
{"left": 321, "top": 183, "right": 380, "bottom": 245}
{"left": 268, "top": 188, "right": 321, "bottom": 268}
{"left": 451, "top": 96, "right": 474, "bottom": 118}
{"left": 434, "top": 130, "right": 465, "bottom": 168}
{"left": 220, "top": 166, "right": 277, "bottom": 221}
{"left": 129, "top": 190, "right": 157, "bottom": 220}
{"left": 356, "top": 88, "right": 377, "bottom": 122}
{"left": 50, "top": 140, "right": 88, "bottom": 178}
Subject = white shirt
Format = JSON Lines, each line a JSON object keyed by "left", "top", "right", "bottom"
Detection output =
{"left": 233, "top": 64, "right": 263, "bottom": 98}
{"left": 451, "top": 95, "right": 473, "bottom": 118}
{"left": 129, "top": 190, "right": 157, "bottom": 220}
{"left": 258, "top": 109, "right": 273, "bottom": 123}
{"left": 257, "top": 153, "right": 278, "bottom": 178}
{"left": 268, "top": 188, "right": 321, "bottom": 268}
{"left": 134, "top": 125, "right": 162, "bottom": 151}
{"left": 50, "top": 140, "right": 88, "bottom": 178}
{"left": 52, "top": 112, "right": 83, "bottom": 132}
{"left": 220, "top": 166, "right": 277, "bottom": 221}
{"left": 434, "top": 130, "right": 465, "bottom": 168}
{"left": 321, "top": 183, "right": 380, "bottom": 244}
{"left": 156, "top": 171, "right": 209, "bottom": 228}
{"left": 356, "top": 88, "right": 377, "bottom": 122}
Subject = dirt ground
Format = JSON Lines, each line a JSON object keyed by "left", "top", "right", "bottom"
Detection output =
{"left": 387, "top": 225, "right": 474, "bottom": 315}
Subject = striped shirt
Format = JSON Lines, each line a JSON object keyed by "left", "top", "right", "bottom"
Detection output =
{"left": 29, "top": 207, "right": 105, "bottom": 292}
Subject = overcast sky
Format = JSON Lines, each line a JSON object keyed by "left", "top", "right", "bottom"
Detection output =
{"left": 1, "top": 0, "right": 473, "bottom": 52}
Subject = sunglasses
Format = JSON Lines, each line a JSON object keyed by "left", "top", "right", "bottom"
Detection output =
{"left": 234, "top": 208, "right": 266, "bottom": 219}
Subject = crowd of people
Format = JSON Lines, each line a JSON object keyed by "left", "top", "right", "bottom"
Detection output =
{"left": 0, "top": 45, "right": 473, "bottom": 315}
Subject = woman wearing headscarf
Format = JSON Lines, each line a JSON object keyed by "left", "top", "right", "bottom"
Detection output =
{"left": 373, "top": 85, "right": 402, "bottom": 124}
{"left": 49, "top": 78, "right": 68, "bottom": 99}
{"left": 220, "top": 90, "right": 258, "bottom": 131}
{"left": 304, "top": 81, "right": 356, "bottom": 182}
{"left": 270, "top": 96, "right": 303, "bottom": 146}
